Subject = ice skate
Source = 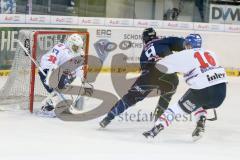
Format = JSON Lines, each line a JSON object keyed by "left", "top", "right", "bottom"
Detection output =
{"left": 99, "top": 116, "right": 112, "bottom": 128}
{"left": 143, "top": 124, "right": 164, "bottom": 138}
{"left": 36, "top": 104, "right": 56, "bottom": 118}
{"left": 192, "top": 115, "right": 206, "bottom": 141}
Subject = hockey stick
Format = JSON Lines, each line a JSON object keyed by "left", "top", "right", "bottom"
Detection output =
{"left": 207, "top": 109, "right": 217, "bottom": 121}
{"left": 17, "top": 40, "right": 81, "bottom": 114}
{"left": 17, "top": 40, "right": 46, "bottom": 76}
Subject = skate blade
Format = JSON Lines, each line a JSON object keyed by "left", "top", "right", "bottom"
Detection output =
{"left": 36, "top": 114, "right": 56, "bottom": 118}
{"left": 97, "top": 125, "right": 110, "bottom": 131}
{"left": 192, "top": 134, "right": 203, "bottom": 142}
{"left": 99, "top": 123, "right": 107, "bottom": 129}
{"left": 143, "top": 135, "right": 154, "bottom": 139}
{"left": 35, "top": 111, "right": 56, "bottom": 118}
{"left": 142, "top": 132, "right": 154, "bottom": 139}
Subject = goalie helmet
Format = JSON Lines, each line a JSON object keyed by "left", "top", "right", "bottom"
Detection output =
{"left": 142, "top": 27, "right": 157, "bottom": 44}
{"left": 66, "top": 34, "right": 84, "bottom": 55}
{"left": 184, "top": 34, "right": 202, "bottom": 48}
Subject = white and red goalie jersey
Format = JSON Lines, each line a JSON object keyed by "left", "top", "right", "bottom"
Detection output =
{"left": 156, "top": 48, "right": 227, "bottom": 89}
{"left": 40, "top": 43, "right": 84, "bottom": 78}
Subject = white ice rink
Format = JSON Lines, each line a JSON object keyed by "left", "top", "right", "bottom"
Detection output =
{"left": 0, "top": 73, "right": 239, "bottom": 160}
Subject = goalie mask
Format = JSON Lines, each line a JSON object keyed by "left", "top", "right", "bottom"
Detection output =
{"left": 66, "top": 34, "right": 84, "bottom": 55}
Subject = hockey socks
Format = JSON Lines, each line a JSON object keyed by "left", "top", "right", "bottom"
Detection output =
{"left": 143, "top": 103, "right": 186, "bottom": 138}
{"left": 155, "top": 103, "right": 186, "bottom": 128}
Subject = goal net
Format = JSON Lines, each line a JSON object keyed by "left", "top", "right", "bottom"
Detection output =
{"left": 0, "top": 30, "right": 89, "bottom": 113}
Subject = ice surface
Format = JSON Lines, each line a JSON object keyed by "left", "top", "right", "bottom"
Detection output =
{"left": 0, "top": 73, "right": 239, "bottom": 160}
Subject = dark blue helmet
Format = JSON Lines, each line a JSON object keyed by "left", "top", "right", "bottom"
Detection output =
{"left": 185, "top": 34, "right": 202, "bottom": 48}
{"left": 142, "top": 28, "right": 157, "bottom": 44}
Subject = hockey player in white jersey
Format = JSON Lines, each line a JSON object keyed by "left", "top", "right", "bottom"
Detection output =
{"left": 143, "top": 34, "right": 227, "bottom": 141}
{"left": 38, "top": 33, "right": 86, "bottom": 117}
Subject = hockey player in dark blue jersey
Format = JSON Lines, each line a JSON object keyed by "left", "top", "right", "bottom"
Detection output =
{"left": 99, "top": 28, "right": 185, "bottom": 128}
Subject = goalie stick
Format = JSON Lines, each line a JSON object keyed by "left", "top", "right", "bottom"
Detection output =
{"left": 17, "top": 40, "right": 83, "bottom": 114}
{"left": 17, "top": 40, "right": 46, "bottom": 76}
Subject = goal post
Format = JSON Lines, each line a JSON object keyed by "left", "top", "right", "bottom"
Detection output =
{"left": 0, "top": 30, "right": 89, "bottom": 113}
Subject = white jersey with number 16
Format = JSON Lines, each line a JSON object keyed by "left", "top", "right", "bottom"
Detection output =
{"left": 156, "top": 48, "right": 227, "bottom": 89}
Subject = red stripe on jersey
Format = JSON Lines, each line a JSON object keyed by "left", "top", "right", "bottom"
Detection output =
{"left": 194, "top": 109, "right": 207, "bottom": 116}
